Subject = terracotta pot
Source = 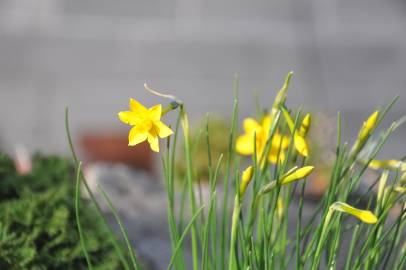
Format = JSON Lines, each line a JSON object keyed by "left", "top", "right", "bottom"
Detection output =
{"left": 80, "top": 132, "right": 154, "bottom": 174}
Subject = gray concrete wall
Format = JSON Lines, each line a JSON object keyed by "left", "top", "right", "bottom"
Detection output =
{"left": 0, "top": 0, "right": 405, "bottom": 156}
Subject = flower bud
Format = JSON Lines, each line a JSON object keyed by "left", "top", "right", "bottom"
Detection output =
{"left": 358, "top": 111, "right": 379, "bottom": 143}
{"left": 294, "top": 134, "right": 309, "bottom": 157}
{"left": 280, "top": 166, "right": 314, "bottom": 185}
{"left": 272, "top": 71, "right": 293, "bottom": 110}
{"left": 239, "top": 166, "right": 254, "bottom": 197}
{"left": 299, "top": 113, "right": 311, "bottom": 136}
{"left": 330, "top": 202, "right": 377, "bottom": 224}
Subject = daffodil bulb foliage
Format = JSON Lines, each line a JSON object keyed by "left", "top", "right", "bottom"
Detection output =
{"left": 118, "top": 98, "right": 173, "bottom": 152}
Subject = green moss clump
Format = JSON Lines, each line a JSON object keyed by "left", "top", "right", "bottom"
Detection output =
{"left": 0, "top": 153, "right": 121, "bottom": 269}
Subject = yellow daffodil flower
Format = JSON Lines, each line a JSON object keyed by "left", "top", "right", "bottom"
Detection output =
{"left": 118, "top": 98, "right": 173, "bottom": 152}
{"left": 330, "top": 202, "right": 377, "bottom": 224}
{"left": 236, "top": 116, "right": 289, "bottom": 164}
{"left": 239, "top": 166, "right": 254, "bottom": 198}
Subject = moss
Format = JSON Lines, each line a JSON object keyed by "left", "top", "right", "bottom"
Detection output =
{"left": 0, "top": 153, "right": 121, "bottom": 269}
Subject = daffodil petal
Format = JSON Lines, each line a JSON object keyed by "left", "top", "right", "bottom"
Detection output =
{"left": 261, "top": 116, "right": 272, "bottom": 135}
{"left": 243, "top": 118, "right": 260, "bottom": 133}
{"left": 118, "top": 111, "right": 138, "bottom": 125}
{"left": 236, "top": 134, "right": 254, "bottom": 155}
{"left": 149, "top": 104, "right": 162, "bottom": 121}
{"left": 147, "top": 129, "right": 159, "bottom": 152}
{"left": 130, "top": 98, "right": 148, "bottom": 114}
{"left": 155, "top": 121, "right": 173, "bottom": 138}
{"left": 128, "top": 127, "right": 148, "bottom": 146}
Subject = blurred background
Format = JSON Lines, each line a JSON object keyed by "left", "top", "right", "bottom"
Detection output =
{"left": 0, "top": 0, "right": 405, "bottom": 268}
{"left": 0, "top": 0, "right": 405, "bottom": 156}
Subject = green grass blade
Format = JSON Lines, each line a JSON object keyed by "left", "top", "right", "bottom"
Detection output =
{"left": 97, "top": 184, "right": 139, "bottom": 270}
{"left": 75, "top": 161, "right": 93, "bottom": 270}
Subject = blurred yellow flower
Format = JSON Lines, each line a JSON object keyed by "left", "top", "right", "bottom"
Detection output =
{"left": 236, "top": 116, "right": 289, "bottom": 164}
{"left": 330, "top": 202, "right": 377, "bottom": 224}
{"left": 368, "top": 159, "right": 406, "bottom": 171}
{"left": 118, "top": 98, "right": 173, "bottom": 152}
